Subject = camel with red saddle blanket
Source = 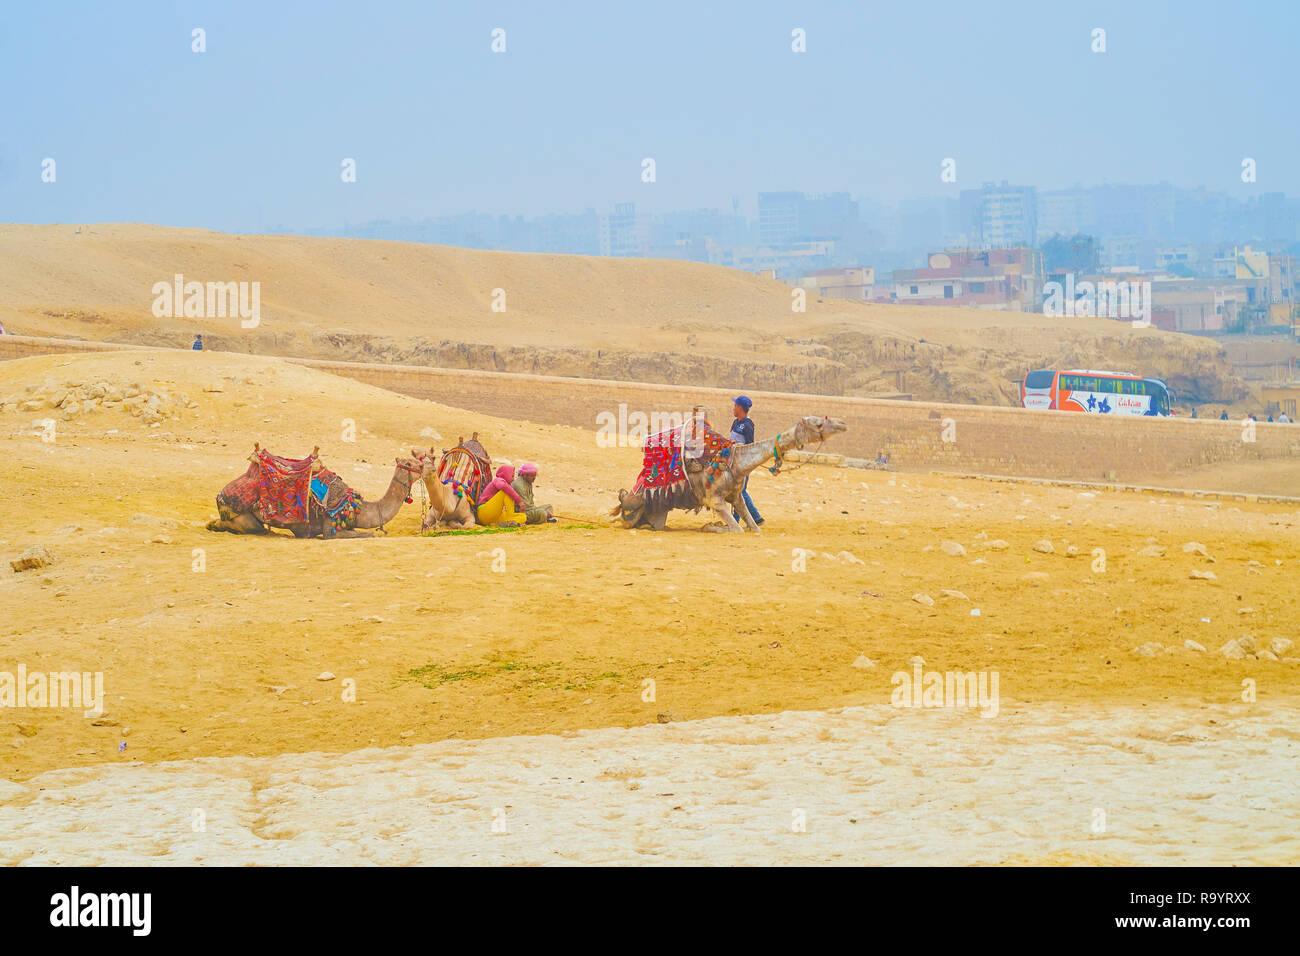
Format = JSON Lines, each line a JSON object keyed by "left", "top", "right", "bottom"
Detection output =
{"left": 613, "top": 415, "right": 848, "bottom": 532}
{"left": 207, "top": 444, "right": 424, "bottom": 537}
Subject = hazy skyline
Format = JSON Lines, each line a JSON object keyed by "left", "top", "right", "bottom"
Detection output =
{"left": 3, "top": 1, "right": 1297, "bottom": 233}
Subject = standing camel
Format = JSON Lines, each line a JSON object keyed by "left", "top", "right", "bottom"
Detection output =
{"left": 614, "top": 415, "right": 848, "bottom": 532}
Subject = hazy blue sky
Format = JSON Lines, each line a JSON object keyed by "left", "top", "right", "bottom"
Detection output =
{"left": 2, "top": 1, "right": 1295, "bottom": 232}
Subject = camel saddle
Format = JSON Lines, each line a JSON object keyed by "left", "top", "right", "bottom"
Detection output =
{"left": 437, "top": 433, "right": 493, "bottom": 504}
{"left": 217, "top": 447, "right": 361, "bottom": 534}
{"left": 632, "top": 420, "right": 733, "bottom": 511}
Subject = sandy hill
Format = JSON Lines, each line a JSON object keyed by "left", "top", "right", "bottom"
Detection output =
{"left": 0, "top": 223, "right": 1245, "bottom": 405}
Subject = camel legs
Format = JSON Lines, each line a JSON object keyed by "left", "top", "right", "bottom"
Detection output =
{"left": 702, "top": 501, "right": 746, "bottom": 533}
{"left": 729, "top": 490, "right": 761, "bottom": 532}
{"left": 206, "top": 512, "right": 269, "bottom": 535}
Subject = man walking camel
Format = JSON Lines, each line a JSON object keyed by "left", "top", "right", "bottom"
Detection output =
{"left": 730, "top": 395, "right": 763, "bottom": 527}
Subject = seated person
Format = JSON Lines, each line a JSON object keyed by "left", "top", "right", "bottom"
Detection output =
{"left": 476, "top": 465, "right": 526, "bottom": 526}
{"left": 511, "top": 462, "right": 556, "bottom": 524}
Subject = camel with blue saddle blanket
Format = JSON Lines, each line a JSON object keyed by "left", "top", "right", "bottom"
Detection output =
{"left": 207, "top": 443, "right": 425, "bottom": 537}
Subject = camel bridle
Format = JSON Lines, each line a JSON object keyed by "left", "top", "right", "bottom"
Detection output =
{"left": 768, "top": 419, "right": 828, "bottom": 476}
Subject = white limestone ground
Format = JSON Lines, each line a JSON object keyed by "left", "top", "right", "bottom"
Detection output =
{"left": 2, "top": 701, "right": 1296, "bottom": 866}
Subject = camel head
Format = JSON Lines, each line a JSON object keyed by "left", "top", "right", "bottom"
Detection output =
{"left": 412, "top": 447, "right": 440, "bottom": 482}
{"left": 611, "top": 488, "right": 646, "bottom": 525}
{"left": 393, "top": 455, "right": 425, "bottom": 498}
{"left": 792, "top": 415, "right": 849, "bottom": 447}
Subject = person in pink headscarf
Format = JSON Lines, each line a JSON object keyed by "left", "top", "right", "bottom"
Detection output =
{"left": 475, "top": 464, "right": 526, "bottom": 526}
{"left": 510, "top": 461, "right": 556, "bottom": 524}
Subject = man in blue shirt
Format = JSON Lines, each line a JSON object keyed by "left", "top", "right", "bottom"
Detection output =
{"left": 729, "top": 395, "right": 763, "bottom": 526}
{"left": 192, "top": 334, "right": 204, "bottom": 351}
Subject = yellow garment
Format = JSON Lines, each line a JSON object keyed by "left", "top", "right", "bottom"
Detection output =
{"left": 476, "top": 489, "right": 520, "bottom": 525}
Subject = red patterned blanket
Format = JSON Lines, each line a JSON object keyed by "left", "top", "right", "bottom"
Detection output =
{"left": 217, "top": 449, "right": 360, "bottom": 534}
{"left": 632, "top": 421, "right": 733, "bottom": 510}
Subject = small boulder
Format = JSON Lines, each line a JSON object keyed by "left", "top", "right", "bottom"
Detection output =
{"left": 940, "top": 540, "right": 966, "bottom": 557}
{"left": 1033, "top": 540, "right": 1054, "bottom": 554}
{"left": 1134, "top": 642, "right": 1164, "bottom": 657}
{"left": 852, "top": 655, "right": 876, "bottom": 669}
{"left": 1189, "top": 569, "right": 1217, "bottom": 581}
{"left": 912, "top": 593, "right": 935, "bottom": 607}
{"left": 1137, "top": 544, "right": 1166, "bottom": 557}
{"left": 1219, "top": 639, "right": 1246, "bottom": 659}
{"left": 1270, "top": 638, "right": 1294, "bottom": 657}
{"left": 10, "top": 546, "right": 55, "bottom": 573}
{"left": 1182, "top": 542, "right": 1208, "bottom": 556}
{"left": 1184, "top": 639, "right": 1206, "bottom": 652}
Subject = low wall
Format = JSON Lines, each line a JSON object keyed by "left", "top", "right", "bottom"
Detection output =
{"left": 4, "top": 335, "right": 1299, "bottom": 484}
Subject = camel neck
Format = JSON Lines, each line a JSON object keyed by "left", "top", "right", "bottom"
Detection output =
{"left": 376, "top": 469, "right": 413, "bottom": 518}
{"left": 731, "top": 430, "right": 801, "bottom": 476}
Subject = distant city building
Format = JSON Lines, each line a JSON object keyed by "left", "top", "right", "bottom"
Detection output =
{"left": 1205, "top": 247, "right": 1298, "bottom": 329}
{"left": 893, "top": 248, "right": 1042, "bottom": 310}
{"left": 599, "top": 202, "right": 649, "bottom": 257}
{"left": 757, "top": 191, "right": 860, "bottom": 248}
{"left": 799, "top": 266, "right": 874, "bottom": 302}
{"left": 958, "top": 182, "right": 1038, "bottom": 249}
{"left": 724, "top": 241, "right": 836, "bottom": 281}
{"left": 1149, "top": 277, "right": 1244, "bottom": 333}
{"left": 1038, "top": 188, "right": 1093, "bottom": 240}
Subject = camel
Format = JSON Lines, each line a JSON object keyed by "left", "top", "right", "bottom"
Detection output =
{"left": 613, "top": 415, "right": 848, "bottom": 532}
{"left": 208, "top": 447, "right": 425, "bottom": 537}
{"left": 414, "top": 447, "right": 476, "bottom": 531}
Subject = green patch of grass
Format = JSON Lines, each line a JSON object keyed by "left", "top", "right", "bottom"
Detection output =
{"left": 420, "top": 525, "right": 524, "bottom": 537}
{"left": 564, "top": 671, "right": 623, "bottom": 690}
{"left": 405, "top": 663, "right": 487, "bottom": 688}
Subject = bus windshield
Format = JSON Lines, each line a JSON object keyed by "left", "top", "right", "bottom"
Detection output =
{"left": 1144, "top": 380, "right": 1171, "bottom": 416}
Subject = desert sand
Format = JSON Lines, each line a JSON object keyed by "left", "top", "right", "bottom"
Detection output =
{"left": 0, "top": 346, "right": 1296, "bottom": 865}
{"left": 0, "top": 224, "right": 1245, "bottom": 407}
{"left": 2, "top": 701, "right": 1295, "bottom": 866}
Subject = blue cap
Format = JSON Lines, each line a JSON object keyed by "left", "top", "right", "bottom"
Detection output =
{"left": 733, "top": 395, "right": 752, "bottom": 411}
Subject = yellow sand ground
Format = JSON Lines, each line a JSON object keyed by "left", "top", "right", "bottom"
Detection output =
{"left": 2, "top": 349, "right": 1296, "bottom": 789}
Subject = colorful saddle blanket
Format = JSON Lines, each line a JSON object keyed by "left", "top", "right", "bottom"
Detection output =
{"left": 632, "top": 421, "right": 733, "bottom": 510}
{"left": 217, "top": 449, "right": 361, "bottom": 535}
{"left": 309, "top": 468, "right": 362, "bottom": 535}
{"left": 437, "top": 438, "right": 492, "bottom": 505}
